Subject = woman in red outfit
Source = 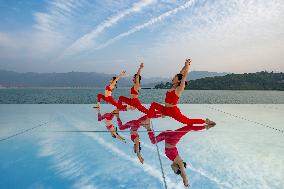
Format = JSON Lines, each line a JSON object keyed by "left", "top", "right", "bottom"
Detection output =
{"left": 96, "top": 108, "right": 126, "bottom": 143}
{"left": 116, "top": 115, "right": 150, "bottom": 164}
{"left": 147, "top": 59, "right": 213, "bottom": 125}
{"left": 145, "top": 122, "right": 215, "bottom": 187}
{"left": 116, "top": 63, "right": 149, "bottom": 114}
{"left": 94, "top": 70, "right": 127, "bottom": 109}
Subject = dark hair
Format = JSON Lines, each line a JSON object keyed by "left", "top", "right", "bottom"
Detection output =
{"left": 177, "top": 73, "right": 183, "bottom": 81}
{"left": 112, "top": 76, "right": 117, "bottom": 88}
{"left": 134, "top": 74, "right": 142, "bottom": 84}
{"left": 176, "top": 74, "right": 188, "bottom": 87}
{"left": 176, "top": 170, "right": 181, "bottom": 175}
{"left": 175, "top": 161, "right": 187, "bottom": 175}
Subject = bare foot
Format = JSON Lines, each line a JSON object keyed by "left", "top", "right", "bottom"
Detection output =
{"left": 205, "top": 124, "right": 215, "bottom": 130}
{"left": 205, "top": 118, "right": 216, "bottom": 126}
{"left": 112, "top": 109, "right": 120, "bottom": 114}
{"left": 93, "top": 104, "right": 100, "bottom": 108}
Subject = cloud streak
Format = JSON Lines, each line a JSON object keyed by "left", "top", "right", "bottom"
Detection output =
{"left": 95, "top": 0, "right": 195, "bottom": 50}
{"left": 61, "top": 0, "right": 155, "bottom": 57}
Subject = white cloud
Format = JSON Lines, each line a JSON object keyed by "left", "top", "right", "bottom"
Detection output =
{"left": 141, "top": 0, "right": 284, "bottom": 75}
{"left": 60, "top": 0, "right": 156, "bottom": 58}
{"left": 95, "top": 0, "right": 195, "bottom": 50}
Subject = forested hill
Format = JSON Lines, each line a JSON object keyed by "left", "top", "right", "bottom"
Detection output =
{"left": 154, "top": 72, "right": 284, "bottom": 90}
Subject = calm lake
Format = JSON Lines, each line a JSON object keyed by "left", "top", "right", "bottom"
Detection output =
{"left": 0, "top": 88, "right": 283, "bottom": 104}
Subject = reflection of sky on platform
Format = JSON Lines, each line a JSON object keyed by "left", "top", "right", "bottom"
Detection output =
{"left": 0, "top": 104, "right": 283, "bottom": 189}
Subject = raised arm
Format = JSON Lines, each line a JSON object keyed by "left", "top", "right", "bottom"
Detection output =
{"left": 175, "top": 156, "right": 189, "bottom": 187}
{"left": 135, "top": 63, "right": 144, "bottom": 87}
{"left": 176, "top": 59, "right": 191, "bottom": 94}
{"left": 110, "top": 70, "right": 126, "bottom": 88}
{"left": 179, "top": 59, "right": 189, "bottom": 75}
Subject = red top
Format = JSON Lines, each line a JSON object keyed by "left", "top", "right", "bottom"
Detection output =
{"left": 165, "top": 90, "right": 179, "bottom": 105}
{"left": 105, "top": 85, "right": 112, "bottom": 92}
{"left": 130, "top": 86, "right": 139, "bottom": 95}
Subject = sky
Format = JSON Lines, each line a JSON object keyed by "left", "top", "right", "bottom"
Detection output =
{"left": 0, "top": 0, "right": 283, "bottom": 77}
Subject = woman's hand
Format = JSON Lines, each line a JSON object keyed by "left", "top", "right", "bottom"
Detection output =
{"left": 120, "top": 70, "right": 126, "bottom": 76}
{"left": 185, "top": 58, "right": 191, "bottom": 67}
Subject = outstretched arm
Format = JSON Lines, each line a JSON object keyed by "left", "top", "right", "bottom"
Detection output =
{"left": 176, "top": 59, "right": 191, "bottom": 95}
{"left": 179, "top": 59, "right": 190, "bottom": 75}
{"left": 175, "top": 155, "right": 189, "bottom": 187}
{"left": 110, "top": 70, "right": 126, "bottom": 88}
{"left": 135, "top": 63, "right": 144, "bottom": 88}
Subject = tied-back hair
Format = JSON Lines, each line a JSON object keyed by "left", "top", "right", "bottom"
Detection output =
{"left": 134, "top": 74, "right": 142, "bottom": 84}
{"left": 112, "top": 76, "right": 118, "bottom": 88}
{"left": 176, "top": 74, "right": 188, "bottom": 87}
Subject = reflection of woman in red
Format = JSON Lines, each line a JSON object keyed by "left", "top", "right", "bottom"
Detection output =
{"left": 145, "top": 123, "right": 215, "bottom": 187}
{"left": 96, "top": 108, "right": 126, "bottom": 143}
{"left": 94, "top": 70, "right": 127, "bottom": 110}
{"left": 116, "top": 115, "right": 153, "bottom": 164}
{"left": 116, "top": 63, "right": 149, "bottom": 114}
{"left": 147, "top": 59, "right": 213, "bottom": 126}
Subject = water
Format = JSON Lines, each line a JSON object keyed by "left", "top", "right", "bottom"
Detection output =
{"left": 0, "top": 104, "right": 283, "bottom": 189}
{"left": 0, "top": 88, "right": 283, "bottom": 104}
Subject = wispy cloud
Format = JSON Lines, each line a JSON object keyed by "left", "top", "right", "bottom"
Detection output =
{"left": 32, "top": 0, "right": 87, "bottom": 57}
{"left": 95, "top": 0, "right": 195, "bottom": 50}
{"left": 139, "top": 0, "right": 284, "bottom": 75}
{"left": 61, "top": 0, "right": 155, "bottom": 58}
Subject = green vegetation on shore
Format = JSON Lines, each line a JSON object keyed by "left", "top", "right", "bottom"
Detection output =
{"left": 154, "top": 71, "right": 284, "bottom": 90}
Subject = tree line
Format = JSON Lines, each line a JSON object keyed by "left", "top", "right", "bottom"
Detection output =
{"left": 154, "top": 71, "right": 284, "bottom": 91}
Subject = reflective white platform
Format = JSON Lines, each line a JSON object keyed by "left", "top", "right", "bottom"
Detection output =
{"left": 0, "top": 104, "right": 283, "bottom": 189}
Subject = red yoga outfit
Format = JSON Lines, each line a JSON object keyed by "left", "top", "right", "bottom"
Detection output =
{"left": 117, "top": 115, "right": 148, "bottom": 142}
{"left": 147, "top": 125, "right": 205, "bottom": 161}
{"left": 147, "top": 90, "right": 206, "bottom": 125}
{"left": 97, "top": 112, "right": 115, "bottom": 131}
{"left": 117, "top": 86, "right": 149, "bottom": 114}
{"left": 97, "top": 85, "right": 126, "bottom": 109}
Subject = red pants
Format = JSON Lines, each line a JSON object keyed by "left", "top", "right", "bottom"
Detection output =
{"left": 147, "top": 102, "right": 205, "bottom": 125}
{"left": 97, "top": 94, "right": 125, "bottom": 109}
{"left": 117, "top": 96, "right": 149, "bottom": 114}
{"left": 117, "top": 117, "right": 139, "bottom": 142}
{"left": 147, "top": 125, "right": 205, "bottom": 161}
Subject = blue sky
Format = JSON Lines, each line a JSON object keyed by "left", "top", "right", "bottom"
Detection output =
{"left": 0, "top": 0, "right": 283, "bottom": 77}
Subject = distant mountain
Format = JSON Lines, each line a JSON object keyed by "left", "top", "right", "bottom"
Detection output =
{"left": 137, "top": 71, "right": 228, "bottom": 87}
{"left": 155, "top": 71, "right": 284, "bottom": 90}
{"left": 0, "top": 70, "right": 227, "bottom": 88}
{"left": 187, "top": 71, "right": 228, "bottom": 80}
